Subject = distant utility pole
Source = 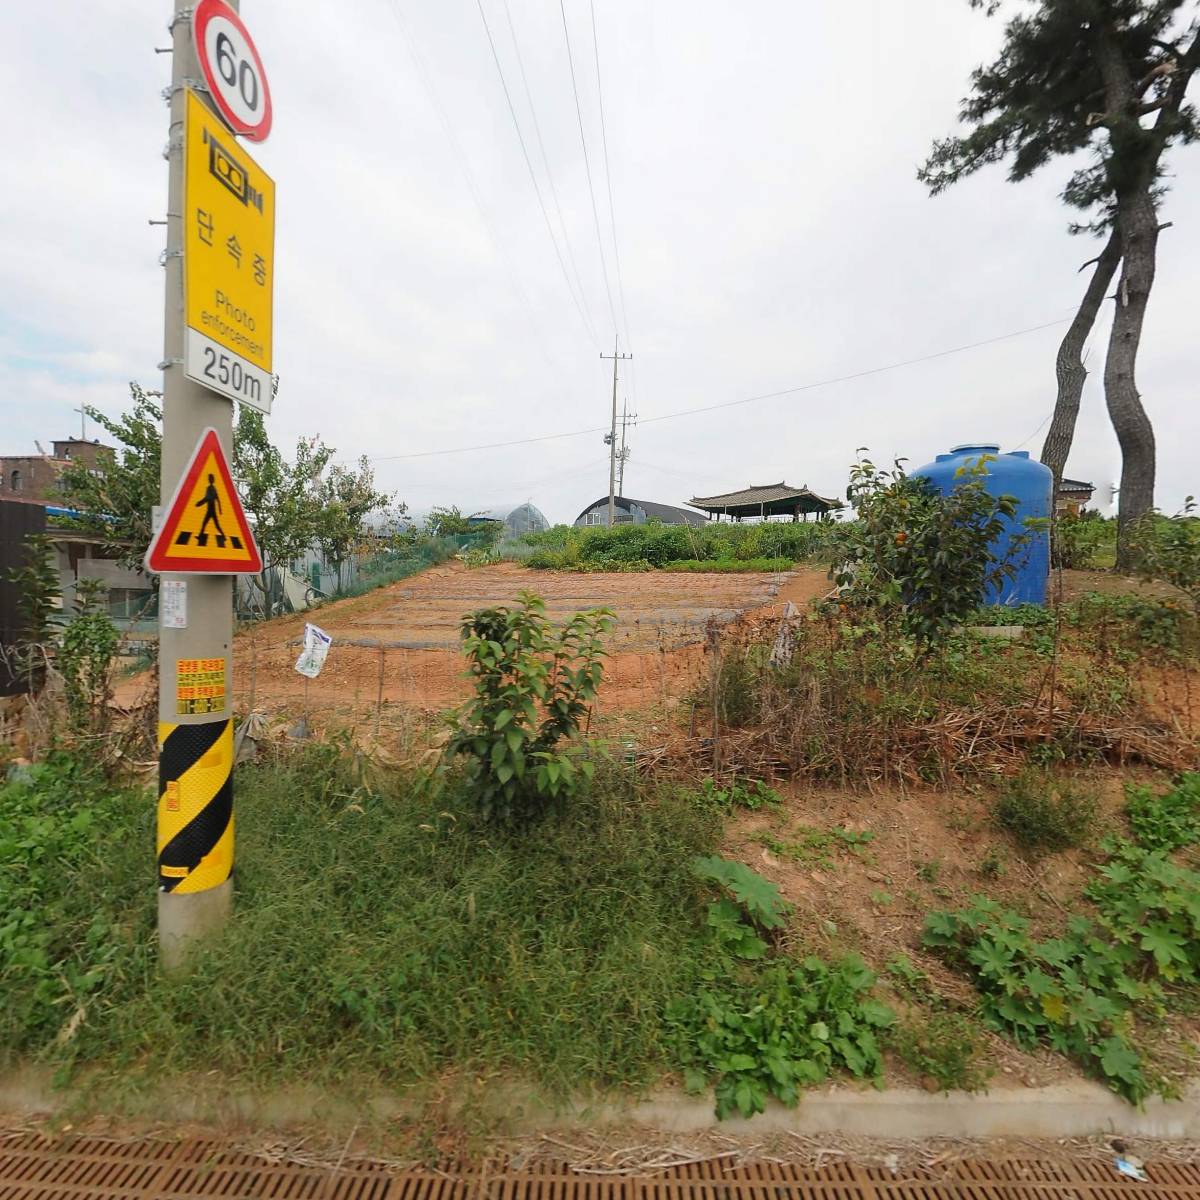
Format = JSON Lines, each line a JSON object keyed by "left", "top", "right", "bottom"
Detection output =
{"left": 617, "top": 398, "right": 637, "bottom": 495}
{"left": 73, "top": 406, "right": 87, "bottom": 441}
{"left": 600, "top": 336, "right": 631, "bottom": 527}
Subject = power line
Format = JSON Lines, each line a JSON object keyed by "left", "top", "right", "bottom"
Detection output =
{"left": 501, "top": 0, "right": 597, "bottom": 343}
{"left": 589, "top": 0, "right": 632, "bottom": 353}
{"left": 1011, "top": 412, "right": 1053, "bottom": 452}
{"left": 369, "top": 313, "right": 1071, "bottom": 461}
{"left": 636, "top": 316, "right": 1075, "bottom": 427}
{"left": 1010, "top": 330, "right": 1101, "bottom": 453}
{"left": 383, "top": 1, "right": 556, "bottom": 370}
{"left": 559, "top": 0, "right": 619, "bottom": 335}
{"left": 402, "top": 454, "right": 599, "bottom": 494}
{"left": 474, "top": 0, "right": 599, "bottom": 345}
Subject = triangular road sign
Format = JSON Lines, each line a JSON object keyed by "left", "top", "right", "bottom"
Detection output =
{"left": 145, "top": 428, "right": 262, "bottom": 575}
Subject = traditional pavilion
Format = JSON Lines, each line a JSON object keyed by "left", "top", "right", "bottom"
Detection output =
{"left": 1056, "top": 478, "right": 1096, "bottom": 515}
{"left": 688, "top": 482, "right": 840, "bottom": 522}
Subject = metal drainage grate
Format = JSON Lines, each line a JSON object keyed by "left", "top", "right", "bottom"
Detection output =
{"left": 3, "top": 1135, "right": 1200, "bottom": 1200}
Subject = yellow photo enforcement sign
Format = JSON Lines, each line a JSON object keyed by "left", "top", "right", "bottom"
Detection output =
{"left": 183, "top": 88, "right": 275, "bottom": 412}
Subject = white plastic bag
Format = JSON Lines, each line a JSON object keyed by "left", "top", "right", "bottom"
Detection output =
{"left": 294, "top": 622, "right": 332, "bottom": 679}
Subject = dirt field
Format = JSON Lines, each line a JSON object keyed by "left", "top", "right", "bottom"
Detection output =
{"left": 113, "top": 562, "right": 833, "bottom": 722}
{"left": 115, "top": 563, "right": 1192, "bottom": 726}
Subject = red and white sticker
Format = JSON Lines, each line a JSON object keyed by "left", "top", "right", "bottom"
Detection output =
{"left": 193, "top": 0, "right": 273, "bottom": 142}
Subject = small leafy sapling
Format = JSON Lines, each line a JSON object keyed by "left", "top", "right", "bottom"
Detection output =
{"left": 447, "top": 591, "right": 614, "bottom": 824}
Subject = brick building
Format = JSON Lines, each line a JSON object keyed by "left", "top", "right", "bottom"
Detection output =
{"left": 0, "top": 437, "right": 109, "bottom": 503}
{"left": 0, "top": 435, "right": 152, "bottom": 623}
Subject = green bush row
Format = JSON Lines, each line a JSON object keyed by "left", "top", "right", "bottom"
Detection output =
{"left": 520, "top": 520, "right": 838, "bottom": 570}
{"left": 662, "top": 557, "right": 795, "bottom": 573}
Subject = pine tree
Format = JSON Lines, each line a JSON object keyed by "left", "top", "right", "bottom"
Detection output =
{"left": 920, "top": 0, "right": 1200, "bottom": 564}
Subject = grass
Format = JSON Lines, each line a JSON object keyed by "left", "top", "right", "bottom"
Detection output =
{"left": 889, "top": 1010, "right": 991, "bottom": 1094}
{"left": 753, "top": 825, "right": 875, "bottom": 869}
{"left": 992, "top": 774, "right": 1099, "bottom": 856}
{"left": 1, "top": 745, "right": 722, "bottom": 1096}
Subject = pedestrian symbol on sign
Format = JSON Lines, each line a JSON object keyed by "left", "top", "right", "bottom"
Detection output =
{"left": 145, "top": 428, "right": 261, "bottom": 575}
{"left": 197, "top": 474, "right": 225, "bottom": 540}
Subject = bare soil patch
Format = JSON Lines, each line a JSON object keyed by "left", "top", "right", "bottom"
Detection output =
{"left": 1055, "top": 568, "right": 1188, "bottom": 605}
{"left": 718, "top": 768, "right": 1187, "bottom": 1089}
{"left": 115, "top": 562, "right": 831, "bottom": 724}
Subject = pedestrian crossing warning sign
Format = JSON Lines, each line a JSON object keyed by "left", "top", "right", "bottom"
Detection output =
{"left": 145, "top": 428, "right": 262, "bottom": 575}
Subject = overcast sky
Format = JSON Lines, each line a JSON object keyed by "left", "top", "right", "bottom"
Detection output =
{"left": 3, "top": 1, "right": 1197, "bottom": 524}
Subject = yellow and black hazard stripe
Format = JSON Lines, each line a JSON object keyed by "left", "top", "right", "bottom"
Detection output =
{"left": 157, "top": 719, "right": 234, "bottom": 894}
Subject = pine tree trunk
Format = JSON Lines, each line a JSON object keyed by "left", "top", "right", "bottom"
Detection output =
{"left": 1040, "top": 229, "right": 1121, "bottom": 492}
{"left": 1105, "top": 191, "right": 1159, "bottom": 568}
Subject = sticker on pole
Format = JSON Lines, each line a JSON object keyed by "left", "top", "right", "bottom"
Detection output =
{"left": 182, "top": 89, "right": 275, "bottom": 412}
{"left": 294, "top": 624, "right": 332, "bottom": 679}
{"left": 193, "top": 0, "right": 272, "bottom": 142}
{"left": 145, "top": 428, "right": 261, "bottom": 575}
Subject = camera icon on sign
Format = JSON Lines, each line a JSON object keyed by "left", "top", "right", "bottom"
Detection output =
{"left": 203, "top": 128, "right": 264, "bottom": 214}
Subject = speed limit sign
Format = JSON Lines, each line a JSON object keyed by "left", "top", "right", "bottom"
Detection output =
{"left": 193, "top": 0, "right": 272, "bottom": 142}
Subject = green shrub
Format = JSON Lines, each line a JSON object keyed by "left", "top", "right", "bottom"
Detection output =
{"left": 663, "top": 557, "right": 794, "bottom": 573}
{"left": 1086, "top": 840, "right": 1200, "bottom": 984}
{"left": 3, "top": 533, "right": 61, "bottom": 693}
{"left": 346, "top": 535, "right": 465, "bottom": 596}
{"left": 992, "top": 775, "right": 1098, "bottom": 855}
{"left": 925, "top": 840, "right": 1200, "bottom": 1103}
{"left": 59, "top": 579, "right": 120, "bottom": 733}
{"left": 698, "top": 777, "right": 782, "bottom": 812}
{"left": 835, "top": 453, "right": 1022, "bottom": 643}
{"left": 446, "top": 592, "right": 614, "bottom": 824}
{"left": 923, "top": 896, "right": 1153, "bottom": 1101}
{"left": 1128, "top": 499, "right": 1200, "bottom": 615}
{"left": 690, "top": 856, "right": 791, "bottom": 930}
{"left": 691, "top": 858, "right": 783, "bottom": 963}
{"left": 520, "top": 520, "right": 835, "bottom": 571}
{"left": 526, "top": 549, "right": 569, "bottom": 570}
{"left": 969, "top": 602, "right": 1057, "bottom": 653}
{"left": 1053, "top": 511, "right": 1114, "bottom": 570}
{"left": 713, "top": 646, "right": 763, "bottom": 727}
{"left": 0, "top": 754, "right": 150, "bottom": 1054}
{"left": 1126, "top": 774, "right": 1200, "bottom": 853}
{"left": 666, "top": 956, "right": 894, "bottom": 1118}
{"left": 1064, "top": 593, "right": 1196, "bottom": 662}
{"left": 889, "top": 1010, "right": 991, "bottom": 1093}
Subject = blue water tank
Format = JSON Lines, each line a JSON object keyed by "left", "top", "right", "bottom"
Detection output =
{"left": 911, "top": 443, "right": 1052, "bottom": 606}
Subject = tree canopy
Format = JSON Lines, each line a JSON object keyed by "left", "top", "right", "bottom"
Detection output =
{"left": 54, "top": 384, "right": 161, "bottom": 571}
{"left": 920, "top": 0, "right": 1200, "bottom": 560}
{"left": 920, "top": 0, "right": 1199, "bottom": 233}
{"left": 55, "top": 387, "right": 394, "bottom": 597}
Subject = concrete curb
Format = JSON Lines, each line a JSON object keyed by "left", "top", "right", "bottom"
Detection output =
{"left": 3, "top": 1070, "right": 1200, "bottom": 1139}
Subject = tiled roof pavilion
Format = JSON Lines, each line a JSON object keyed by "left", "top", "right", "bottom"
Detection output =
{"left": 688, "top": 482, "right": 840, "bottom": 520}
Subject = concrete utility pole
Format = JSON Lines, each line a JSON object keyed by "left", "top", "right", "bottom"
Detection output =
{"left": 600, "top": 337, "right": 631, "bottom": 527}
{"left": 617, "top": 398, "right": 636, "bottom": 496}
{"left": 157, "top": 0, "right": 238, "bottom": 969}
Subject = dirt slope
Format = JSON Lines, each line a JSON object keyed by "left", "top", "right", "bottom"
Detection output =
{"left": 117, "top": 562, "right": 831, "bottom": 721}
